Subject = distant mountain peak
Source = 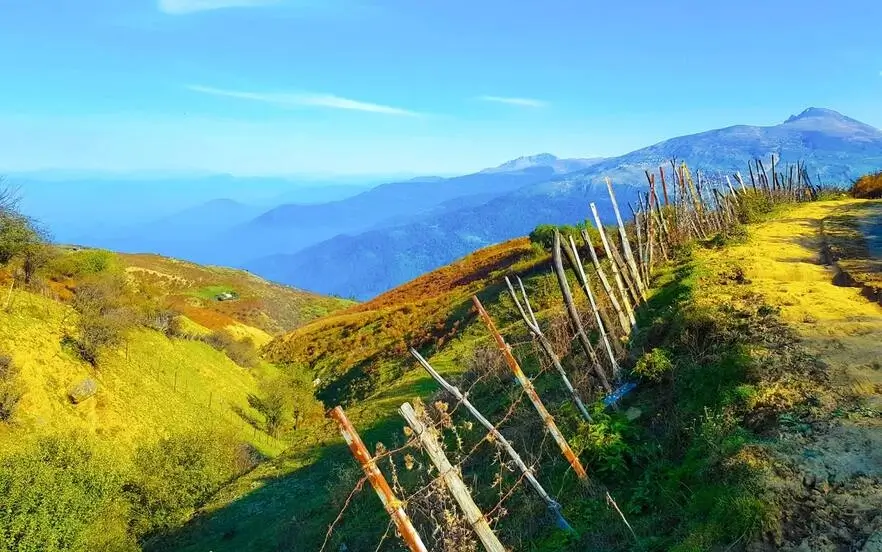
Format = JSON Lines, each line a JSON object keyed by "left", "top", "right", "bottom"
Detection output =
{"left": 780, "top": 107, "right": 881, "bottom": 139}
{"left": 482, "top": 153, "right": 559, "bottom": 173}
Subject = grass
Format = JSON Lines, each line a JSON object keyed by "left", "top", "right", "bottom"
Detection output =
{"left": 168, "top": 197, "right": 882, "bottom": 551}
{"left": 122, "top": 252, "right": 355, "bottom": 335}
{"left": 189, "top": 285, "right": 236, "bottom": 301}
{"left": 0, "top": 288, "right": 287, "bottom": 459}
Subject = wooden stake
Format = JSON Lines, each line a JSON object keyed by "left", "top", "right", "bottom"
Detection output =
{"left": 505, "top": 277, "right": 593, "bottom": 423}
{"left": 604, "top": 177, "right": 647, "bottom": 298}
{"left": 552, "top": 233, "right": 613, "bottom": 393}
{"left": 457, "top": 298, "right": 591, "bottom": 486}
{"left": 410, "top": 349, "right": 573, "bottom": 531}
{"left": 561, "top": 236, "right": 621, "bottom": 378}
{"left": 329, "top": 406, "right": 429, "bottom": 552}
{"left": 579, "top": 228, "right": 632, "bottom": 332}
{"left": 590, "top": 203, "right": 641, "bottom": 307}
{"left": 399, "top": 402, "right": 506, "bottom": 552}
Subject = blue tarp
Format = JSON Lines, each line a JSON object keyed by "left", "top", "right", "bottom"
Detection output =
{"left": 603, "top": 382, "right": 637, "bottom": 407}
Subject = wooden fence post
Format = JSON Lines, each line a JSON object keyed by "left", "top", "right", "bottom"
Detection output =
{"left": 504, "top": 277, "right": 593, "bottom": 423}
{"left": 551, "top": 233, "right": 613, "bottom": 393}
{"left": 472, "top": 295, "right": 591, "bottom": 483}
{"left": 604, "top": 177, "right": 647, "bottom": 299}
{"left": 410, "top": 349, "right": 574, "bottom": 531}
{"left": 561, "top": 236, "right": 621, "bottom": 378}
{"left": 328, "top": 406, "right": 429, "bottom": 552}
{"left": 590, "top": 203, "right": 642, "bottom": 307}
{"left": 399, "top": 402, "right": 507, "bottom": 552}
{"left": 580, "top": 228, "right": 633, "bottom": 331}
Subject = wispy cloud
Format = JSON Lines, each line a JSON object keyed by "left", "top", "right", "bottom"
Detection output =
{"left": 187, "top": 85, "right": 423, "bottom": 116}
{"left": 158, "top": 0, "right": 280, "bottom": 15}
{"left": 477, "top": 95, "right": 548, "bottom": 108}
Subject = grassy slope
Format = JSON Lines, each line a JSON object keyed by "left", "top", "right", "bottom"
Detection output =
{"left": 0, "top": 287, "right": 288, "bottom": 459}
{"left": 0, "top": 247, "right": 352, "bottom": 469}
{"left": 120, "top": 252, "right": 355, "bottom": 337}
{"left": 162, "top": 238, "right": 562, "bottom": 551}
{"left": 166, "top": 198, "right": 882, "bottom": 551}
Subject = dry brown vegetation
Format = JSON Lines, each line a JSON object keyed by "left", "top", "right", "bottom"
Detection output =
{"left": 263, "top": 238, "right": 547, "bottom": 404}
{"left": 852, "top": 171, "right": 882, "bottom": 199}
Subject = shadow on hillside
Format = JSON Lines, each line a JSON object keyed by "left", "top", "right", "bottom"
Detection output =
{"left": 152, "top": 412, "right": 412, "bottom": 552}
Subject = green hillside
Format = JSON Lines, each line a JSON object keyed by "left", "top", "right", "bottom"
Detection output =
{"left": 162, "top": 195, "right": 882, "bottom": 551}
{"left": 0, "top": 202, "right": 351, "bottom": 550}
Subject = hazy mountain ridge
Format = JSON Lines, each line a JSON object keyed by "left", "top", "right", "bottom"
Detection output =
{"left": 252, "top": 108, "right": 882, "bottom": 299}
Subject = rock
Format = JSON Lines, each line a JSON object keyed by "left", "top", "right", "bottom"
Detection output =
{"left": 68, "top": 378, "right": 98, "bottom": 404}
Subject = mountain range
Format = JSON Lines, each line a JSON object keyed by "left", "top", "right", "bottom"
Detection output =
{"left": 16, "top": 107, "right": 882, "bottom": 300}
{"left": 246, "top": 107, "right": 882, "bottom": 299}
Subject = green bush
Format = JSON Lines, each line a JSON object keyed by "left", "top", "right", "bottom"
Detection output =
{"left": 0, "top": 435, "right": 134, "bottom": 552}
{"left": 125, "top": 432, "right": 244, "bottom": 537}
{"left": 528, "top": 223, "right": 592, "bottom": 250}
{"left": 49, "top": 249, "right": 117, "bottom": 279}
{"left": 734, "top": 191, "right": 775, "bottom": 224}
{"left": 202, "top": 330, "right": 259, "bottom": 368}
{"left": 633, "top": 347, "right": 673, "bottom": 382}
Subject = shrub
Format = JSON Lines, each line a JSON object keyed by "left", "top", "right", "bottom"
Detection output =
{"left": 633, "top": 347, "right": 673, "bottom": 383}
{"left": 528, "top": 222, "right": 592, "bottom": 250}
{"left": 734, "top": 191, "right": 775, "bottom": 224}
{"left": 0, "top": 435, "right": 133, "bottom": 552}
{"left": 0, "top": 212, "right": 44, "bottom": 267}
{"left": 125, "top": 432, "right": 244, "bottom": 536}
{"left": 202, "top": 329, "right": 259, "bottom": 368}
{"left": 71, "top": 275, "right": 134, "bottom": 365}
{"left": 0, "top": 354, "right": 22, "bottom": 422}
{"left": 852, "top": 171, "right": 882, "bottom": 199}
{"left": 49, "top": 249, "right": 117, "bottom": 279}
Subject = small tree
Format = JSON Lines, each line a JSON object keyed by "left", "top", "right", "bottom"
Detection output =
{"left": 71, "top": 275, "right": 133, "bottom": 365}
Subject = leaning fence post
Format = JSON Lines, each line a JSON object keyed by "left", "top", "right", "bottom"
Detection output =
{"left": 328, "top": 406, "right": 429, "bottom": 552}
{"left": 472, "top": 295, "right": 591, "bottom": 484}
{"left": 551, "top": 232, "right": 613, "bottom": 393}
{"left": 590, "top": 203, "right": 642, "bottom": 308}
{"left": 399, "top": 402, "right": 507, "bottom": 552}
{"left": 580, "top": 228, "right": 633, "bottom": 331}
{"left": 504, "top": 277, "right": 593, "bottom": 424}
{"left": 561, "top": 236, "right": 621, "bottom": 378}
{"left": 604, "top": 177, "right": 647, "bottom": 300}
{"left": 409, "top": 349, "right": 574, "bottom": 532}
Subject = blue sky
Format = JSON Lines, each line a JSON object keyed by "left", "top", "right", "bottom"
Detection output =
{"left": 1, "top": 0, "right": 880, "bottom": 176}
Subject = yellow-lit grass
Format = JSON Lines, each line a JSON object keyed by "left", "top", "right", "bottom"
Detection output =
{"left": 696, "top": 199, "right": 882, "bottom": 397}
{"left": 0, "top": 289, "right": 285, "bottom": 460}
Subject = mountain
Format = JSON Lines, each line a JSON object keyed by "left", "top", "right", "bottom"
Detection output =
{"left": 210, "top": 164, "right": 587, "bottom": 266}
{"left": 249, "top": 108, "right": 882, "bottom": 299}
{"left": 480, "top": 153, "right": 605, "bottom": 174}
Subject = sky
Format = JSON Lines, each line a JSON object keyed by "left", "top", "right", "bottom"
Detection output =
{"left": 1, "top": 0, "right": 881, "bottom": 176}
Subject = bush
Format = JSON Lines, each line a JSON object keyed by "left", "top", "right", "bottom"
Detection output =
{"left": 735, "top": 191, "right": 775, "bottom": 224}
{"left": 125, "top": 433, "right": 245, "bottom": 536}
{"left": 633, "top": 347, "right": 673, "bottom": 383}
{"left": 71, "top": 275, "right": 134, "bottom": 365}
{"left": 0, "top": 354, "right": 22, "bottom": 422}
{"left": 0, "top": 212, "right": 44, "bottom": 267}
{"left": 49, "top": 249, "right": 117, "bottom": 279}
{"left": 202, "top": 329, "right": 259, "bottom": 368}
{"left": 852, "top": 171, "right": 882, "bottom": 199}
{"left": 528, "top": 223, "right": 592, "bottom": 250}
{"left": 0, "top": 435, "right": 134, "bottom": 552}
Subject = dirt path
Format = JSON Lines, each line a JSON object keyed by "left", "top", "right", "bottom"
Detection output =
{"left": 721, "top": 199, "right": 882, "bottom": 551}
